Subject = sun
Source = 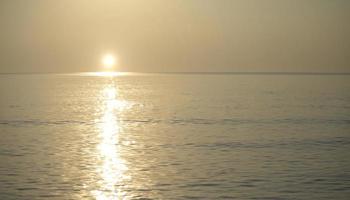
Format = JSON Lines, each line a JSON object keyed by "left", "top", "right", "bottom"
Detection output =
{"left": 102, "top": 54, "right": 116, "bottom": 69}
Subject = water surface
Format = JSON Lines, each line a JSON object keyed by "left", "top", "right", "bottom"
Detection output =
{"left": 0, "top": 73, "right": 349, "bottom": 199}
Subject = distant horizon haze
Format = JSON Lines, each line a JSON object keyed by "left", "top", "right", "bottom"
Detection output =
{"left": 0, "top": 0, "right": 349, "bottom": 73}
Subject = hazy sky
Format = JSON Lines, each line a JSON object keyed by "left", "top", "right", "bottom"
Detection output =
{"left": 0, "top": 0, "right": 349, "bottom": 73}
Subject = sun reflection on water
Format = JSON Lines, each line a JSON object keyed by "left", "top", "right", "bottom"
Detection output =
{"left": 92, "top": 81, "right": 130, "bottom": 199}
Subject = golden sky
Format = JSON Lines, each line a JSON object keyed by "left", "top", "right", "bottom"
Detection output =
{"left": 0, "top": 0, "right": 349, "bottom": 73}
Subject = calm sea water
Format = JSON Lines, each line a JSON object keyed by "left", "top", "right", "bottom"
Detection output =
{"left": 0, "top": 73, "right": 349, "bottom": 199}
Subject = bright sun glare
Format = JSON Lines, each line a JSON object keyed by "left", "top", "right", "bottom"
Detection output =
{"left": 102, "top": 54, "right": 116, "bottom": 69}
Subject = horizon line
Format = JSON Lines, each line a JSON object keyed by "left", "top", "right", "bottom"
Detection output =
{"left": 1, "top": 71, "right": 350, "bottom": 75}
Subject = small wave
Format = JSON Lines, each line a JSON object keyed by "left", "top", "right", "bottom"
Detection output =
{"left": 168, "top": 118, "right": 350, "bottom": 126}
{"left": 0, "top": 120, "right": 93, "bottom": 127}
{"left": 1, "top": 118, "right": 348, "bottom": 127}
{"left": 194, "top": 137, "right": 350, "bottom": 150}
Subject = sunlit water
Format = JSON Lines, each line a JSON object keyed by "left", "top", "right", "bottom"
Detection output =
{"left": 0, "top": 73, "right": 349, "bottom": 199}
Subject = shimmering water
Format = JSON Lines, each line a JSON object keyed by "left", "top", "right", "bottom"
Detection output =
{"left": 0, "top": 73, "right": 349, "bottom": 199}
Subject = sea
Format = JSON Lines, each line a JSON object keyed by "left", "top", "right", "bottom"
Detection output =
{"left": 0, "top": 73, "right": 349, "bottom": 199}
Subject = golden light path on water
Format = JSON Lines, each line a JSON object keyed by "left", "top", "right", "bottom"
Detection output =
{"left": 92, "top": 76, "right": 132, "bottom": 199}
